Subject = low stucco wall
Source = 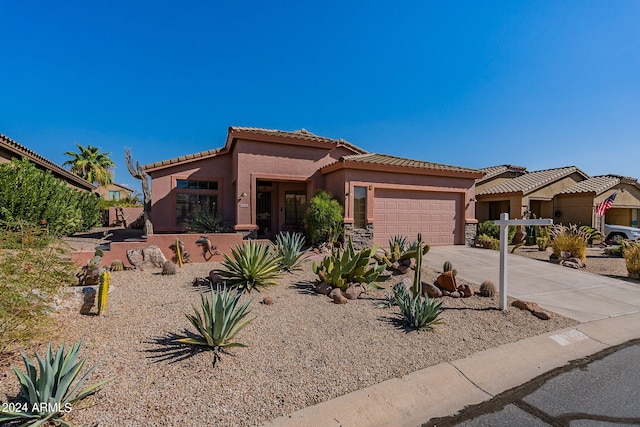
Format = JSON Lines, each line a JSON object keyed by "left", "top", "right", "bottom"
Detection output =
{"left": 72, "top": 234, "right": 270, "bottom": 268}
{"left": 105, "top": 207, "right": 144, "bottom": 227}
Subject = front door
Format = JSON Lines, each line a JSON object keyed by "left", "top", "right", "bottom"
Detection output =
{"left": 256, "top": 191, "right": 273, "bottom": 238}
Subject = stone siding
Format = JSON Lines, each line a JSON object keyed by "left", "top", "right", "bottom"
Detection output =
{"left": 465, "top": 222, "right": 478, "bottom": 246}
{"left": 344, "top": 224, "right": 374, "bottom": 250}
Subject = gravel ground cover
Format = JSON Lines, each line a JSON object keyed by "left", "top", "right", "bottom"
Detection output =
{"left": 1, "top": 255, "right": 577, "bottom": 426}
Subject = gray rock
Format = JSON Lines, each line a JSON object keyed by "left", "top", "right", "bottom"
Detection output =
{"left": 343, "top": 283, "right": 363, "bottom": 300}
{"left": 314, "top": 282, "right": 332, "bottom": 295}
{"left": 127, "top": 244, "right": 168, "bottom": 269}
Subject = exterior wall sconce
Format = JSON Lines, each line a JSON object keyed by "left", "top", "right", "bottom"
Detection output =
{"left": 469, "top": 197, "right": 477, "bottom": 202}
{"left": 368, "top": 185, "right": 373, "bottom": 190}
{"left": 240, "top": 192, "right": 248, "bottom": 197}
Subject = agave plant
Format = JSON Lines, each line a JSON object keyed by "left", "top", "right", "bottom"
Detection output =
{"left": 219, "top": 240, "right": 282, "bottom": 292}
{"left": 312, "top": 237, "right": 388, "bottom": 292}
{"left": 177, "top": 285, "right": 253, "bottom": 366}
{"left": 184, "top": 210, "right": 232, "bottom": 233}
{"left": 272, "top": 232, "right": 306, "bottom": 272}
{"left": 0, "top": 342, "right": 111, "bottom": 426}
{"left": 373, "top": 234, "right": 430, "bottom": 270}
{"left": 393, "top": 283, "right": 443, "bottom": 331}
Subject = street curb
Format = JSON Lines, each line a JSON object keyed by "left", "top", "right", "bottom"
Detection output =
{"left": 264, "top": 312, "right": 640, "bottom": 427}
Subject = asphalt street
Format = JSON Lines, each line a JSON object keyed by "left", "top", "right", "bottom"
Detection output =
{"left": 424, "top": 339, "right": 640, "bottom": 427}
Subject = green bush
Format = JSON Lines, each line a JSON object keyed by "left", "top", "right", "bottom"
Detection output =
{"left": 0, "top": 229, "right": 76, "bottom": 354}
{"left": 476, "top": 233, "right": 500, "bottom": 250}
{"left": 305, "top": 190, "right": 344, "bottom": 246}
{"left": 0, "top": 158, "right": 100, "bottom": 236}
{"left": 622, "top": 242, "right": 640, "bottom": 279}
{"left": 184, "top": 210, "right": 232, "bottom": 233}
{"left": 478, "top": 220, "right": 516, "bottom": 243}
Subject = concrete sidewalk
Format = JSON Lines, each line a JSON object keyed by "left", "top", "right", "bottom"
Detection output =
{"left": 265, "top": 246, "right": 640, "bottom": 427}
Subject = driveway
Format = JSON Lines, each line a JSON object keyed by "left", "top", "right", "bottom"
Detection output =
{"left": 426, "top": 246, "right": 640, "bottom": 322}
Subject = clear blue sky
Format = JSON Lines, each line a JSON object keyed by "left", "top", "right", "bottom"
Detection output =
{"left": 1, "top": 1, "right": 638, "bottom": 193}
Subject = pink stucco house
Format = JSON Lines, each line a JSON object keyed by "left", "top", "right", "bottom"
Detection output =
{"left": 143, "top": 127, "right": 483, "bottom": 247}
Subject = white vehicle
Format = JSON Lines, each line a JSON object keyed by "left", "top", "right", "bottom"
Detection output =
{"left": 604, "top": 224, "right": 640, "bottom": 243}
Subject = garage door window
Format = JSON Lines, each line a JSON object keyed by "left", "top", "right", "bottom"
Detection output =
{"left": 354, "top": 186, "right": 367, "bottom": 229}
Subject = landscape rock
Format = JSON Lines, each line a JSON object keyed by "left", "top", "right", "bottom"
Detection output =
{"left": 127, "top": 244, "right": 167, "bottom": 269}
{"left": 512, "top": 299, "right": 551, "bottom": 320}
{"left": 79, "top": 287, "right": 96, "bottom": 315}
{"left": 459, "top": 284, "right": 473, "bottom": 298}
{"left": 261, "top": 296, "right": 275, "bottom": 305}
{"left": 343, "top": 283, "right": 363, "bottom": 300}
{"left": 436, "top": 271, "right": 457, "bottom": 292}
{"left": 208, "top": 270, "right": 224, "bottom": 285}
{"left": 391, "top": 261, "right": 401, "bottom": 271}
{"left": 532, "top": 310, "right": 551, "bottom": 320}
{"left": 314, "top": 281, "right": 332, "bottom": 295}
{"left": 328, "top": 288, "right": 348, "bottom": 304}
{"left": 397, "top": 265, "right": 410, "bottom": 275}
{"left": 450, "top": 291, "right": 460, "bottom": 298}
{"left": 423, "top": 282, "right": 442, "bottom": 298}
{"left": 401, "top": 278, "right": 413, "bottom": 292}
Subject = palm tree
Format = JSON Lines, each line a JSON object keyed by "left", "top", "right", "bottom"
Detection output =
{"left": 63, "top": 144, "right": 115, "bottom": 186}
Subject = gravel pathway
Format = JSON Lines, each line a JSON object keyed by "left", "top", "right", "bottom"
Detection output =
{"left": 1, "top": 260, "right": 578, "bottom": 426}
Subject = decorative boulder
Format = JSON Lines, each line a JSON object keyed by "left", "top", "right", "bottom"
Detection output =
{"left": 314, "top": 282, "right": 332, "bottom": 295}
{"left": 343, "top": 283, "right": 363, "bottom": 300}
{"left": 512, "top": 299, "right": 551, "bottom": 320}
{"left": 436, "top": 271, "right": 457, "bottom": 292}
{"left": 400, "top": 278, "right": 413, "bottom": 293}
{"left": 450, "top": 291, "right": 460, "bottom": 298}
{"left": 328, "top": 288, "right": 348, "bottom": 304}
{"left": 127, "top": 244, "right": 167, "bottom": 269}
{"left": 422, "top": 282, "right": 442, "bottom": 298}
{"left": 261, "top": 296, "right": 275, "bottom": 305}
{"left": 397, "top": 265, "right": 410, "bottom": 275}
{"left": 459, "top": 284, "right": 473, "bottom": 298}
{"left": 208, "top": 270, "right": 224, "bottom": 285}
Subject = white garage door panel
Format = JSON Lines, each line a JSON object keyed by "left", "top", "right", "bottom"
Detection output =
{"left": 373, "top": 190, "right": 459, "bottom": 246}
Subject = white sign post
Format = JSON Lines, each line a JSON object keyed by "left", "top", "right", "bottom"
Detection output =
{"left": 493, "top": 213, "right": 553, "bottom": 311}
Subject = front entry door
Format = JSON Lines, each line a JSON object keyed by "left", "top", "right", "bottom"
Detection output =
{"left": 256, "top": 191, "right": 273, "bottom": 238}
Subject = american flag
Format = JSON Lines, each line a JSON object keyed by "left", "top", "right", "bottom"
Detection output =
{"left": 595, "top": 192, "right": 617, "bottom": 216}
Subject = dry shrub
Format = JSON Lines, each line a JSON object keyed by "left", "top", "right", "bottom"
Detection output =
{"left": 623, "top": 242, "right": 640, "bottom": 279}
{"left": 550, "top": 224, "right": 588, "bottom": 262}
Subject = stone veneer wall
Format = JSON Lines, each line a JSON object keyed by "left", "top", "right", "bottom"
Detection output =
{"left": 344, "top": 224, "right": 374, "bottom": 250}
{"left": 465, "top": 222, "right": 478, "bottom": 246}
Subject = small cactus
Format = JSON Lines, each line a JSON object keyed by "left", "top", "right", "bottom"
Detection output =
{"left": 110, "top": 260, "right": 124, "bottom": 271}
{"left": 94, "top": 249, "right": 104, "bottom": 257}
{"left": 443, "top": 261, "right": 453, "bottom": 272}
{"left": 162, "top": 260, "right": 177, "bottom": 275}
{"left": 479, "top": 280, "right": 495, "bottom": 297}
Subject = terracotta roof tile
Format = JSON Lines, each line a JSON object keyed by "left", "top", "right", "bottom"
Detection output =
{"left": 558, "top": 175, "right": 640, "bottom": 195}
{"left": 143, "top": 147, "right": 224, "bottom": 170}
{"left": 0, "top": 133, "right": 95, "bottom": 190}
{"left": 477, "top": 164, "right": 527, "bottom": 183}
{"left": 335, "top": 153, "right": 481, "bottom": 174}
{"left": 477, "top": 166, "right": 588, "bottom": 196}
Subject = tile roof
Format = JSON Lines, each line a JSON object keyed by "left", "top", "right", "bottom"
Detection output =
{"left": 331, "top": 153, "right": 482, "bottom": 175}
{"left": 477, "top": 166, "right": 588, "bottom": 196}
{"left": 143, "top": 127, "right": 367, "bottom": 171}
{"left": 228, "top": 126, "right": 367, "bottom": 154}
{"left": 476, "top": 164, "right": 527, "bottom": 183}
{"left": 143, "top": 147, "right": 224, "bottom": 171}
{"left": 0, "top": 133, "right": 95, "bottom": 191}
{"left": 558, "top": 175, "right": 640, "bottom": 195}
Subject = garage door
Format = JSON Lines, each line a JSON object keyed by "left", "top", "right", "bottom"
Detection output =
{"left": 373, "top": 189, "right": 459, "bottom": 246}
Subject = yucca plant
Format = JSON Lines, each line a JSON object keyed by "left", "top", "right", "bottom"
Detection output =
{"left": 272, "top": 232, "right": 306, "bottom": 272}
{"left": 176, "top": 285, "right": 253, "bottom": 366}
{"left": 219, "top": 240, "right": 282, "bottom": 292}
{"left": 393, "top": 283, "right": 443, "bottom": 331}
{"left": 0, "top": 342, "right": 111, "bottom": 426}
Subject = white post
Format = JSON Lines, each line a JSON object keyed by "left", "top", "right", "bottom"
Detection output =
{"left": 499, "top": 213, "right": 509, "bottom": 311}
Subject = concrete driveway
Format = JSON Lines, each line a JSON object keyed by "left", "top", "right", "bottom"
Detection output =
{"left": 425, "top": 246, "right": 640, "bottom": 322}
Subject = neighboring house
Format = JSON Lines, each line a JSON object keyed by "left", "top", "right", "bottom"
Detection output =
{"left": 475, "top": 164, "right": 527, "bottom": 194}
{"left": 475, "top": 166, "right": 589, "bottom": 222}
{"left": 96, "top": 182, "right": 134, "bottom": 201}
{"left": 556, "top": 175, "right": 640, "bottom": 228}
{"left": 0, "top": 132, "right": 96, "bottom": 192}
{"left": 143, "top": 127, "right": 483, "bottom": 246}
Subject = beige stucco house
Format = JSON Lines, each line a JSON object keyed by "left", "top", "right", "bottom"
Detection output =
{"left": 475, "top": 166, "right": 589, "bottom": 222}
{"left": 96, "top": 182, "right": 134, "bottom": 201}
{"left": 0, "top": 132, "right": 95, "bottom": 192}
{"left": 143, "top": 127, "right": 483, "bottom": 247}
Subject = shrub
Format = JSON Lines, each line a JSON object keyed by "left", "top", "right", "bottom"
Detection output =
{"left": 478, "top": 220, "right": 516, "bottom": 243}
{"left": 272, "top": 232, "right": 306, "bottom": 272}
{"left": 219, "top": 240, "right": 282, "bottom": 292}
{"left": 476, "top": 233, "right": 500, "bottom": 250}
{"left": 536, "top": 226, "right": 552, "bottom": 251}
{"left": 312, "top": 238, "right": 388, "bottom": 291}
{"left": 184, "top": 210, "right": 232, "bottom": 233}
{"left": 622, "top": 242, "right": 640, "bottom": 279}
{"left": 177, "top": 285, "right": 253, "bottom": 366}
{"left": 0, "top": 158, "right": 100, "bottom": 236}
{"left": 0, "top": 342, "right": 111, "bottom": 426}
{"left": 305, "top": 190, "right": 344, "bottom": 246}
{"left": 393, "top": 283, "right": 443, "bottom": 331}
{"left": 550, "top": 224, "right": 589, "bottom": 262}
{"left": 0, "top": 229, "right": 76, "bottom": 354}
